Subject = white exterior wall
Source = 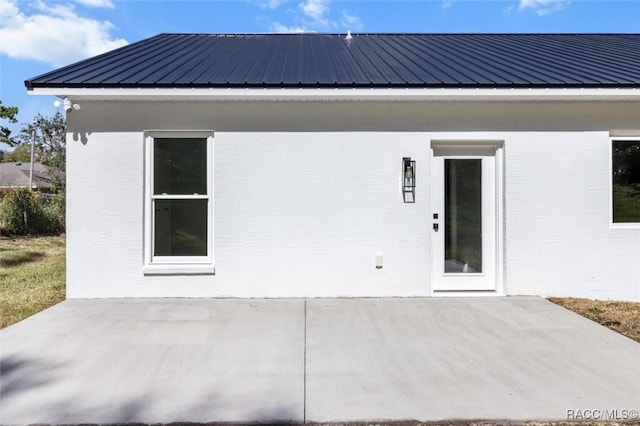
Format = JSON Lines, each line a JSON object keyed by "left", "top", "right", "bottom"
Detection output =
{"left": 65, "top": 100, "right": 640, "bottom": 300}
{"left": 505, "top": 132, "right": 640, "bottom": 301}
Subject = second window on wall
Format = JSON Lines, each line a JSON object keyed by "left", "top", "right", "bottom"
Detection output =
{"left": 612, "top": 139, "right": 640, "bottom": 224}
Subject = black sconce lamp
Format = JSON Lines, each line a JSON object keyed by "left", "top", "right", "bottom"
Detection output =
{"left": 403, "top": 157, "right": 415, "bottom": 203}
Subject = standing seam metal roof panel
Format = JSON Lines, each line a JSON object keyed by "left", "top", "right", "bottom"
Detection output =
{"left": 25, "top": 33, "right": 640, "bottom": 89}
{"left": 372, "top": 36, "right": 441, "bottom": 83}
{"left": 433, "top": 35, "right": 522, "bottom": 84}
{"left": 437, "top": 35, "right": 553, "bottom": 84}
{"left": 71, "top": 35, "right": 174, "bottom": 84}
{"left": 382, "top": 37, "right": 447, "bottom": 83}
{"left": 454, "top": 35, "right": 574, "bottom": 84}
{"left": 132, "top": 36, "right": 212, "bottom": 84}
{"left": 401, "top": 36, "right": 465, "bottom": 83}
{"left": 408, "top": 35, "right": 495, "bottom": 84}
{"left": 523, "top": 34, "right": 639, "bottom": 82}
{"left": 496, "top": 35, "right": 626, "bottom": 84}
{"left": 448, "top": 35, "right": 568, "bottom": 84}
{"left": 545, "top": 35, "right": 640, "bottom": 82}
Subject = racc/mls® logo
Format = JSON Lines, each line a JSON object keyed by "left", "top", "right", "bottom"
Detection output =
{"left": 566, "top": 409, "right": 639, "bottom": 421}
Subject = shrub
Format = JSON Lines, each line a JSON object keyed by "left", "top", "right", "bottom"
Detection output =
{"left": 0, "top": 188, "right": 65, "bottom": 235}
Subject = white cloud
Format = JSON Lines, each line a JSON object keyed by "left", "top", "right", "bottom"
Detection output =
{"left": 0, "top": 0, "right": 127, "bottom": 67}
{"left": 518, "top": 0, "right": 570, "bottom": 16}
{"left": 75, "top": 0, "right": 114, "bottom": 8}
{"left": 442, "top": 0, "right": 455, "bottom": 9}
{"left": 0, "top": 0, "right": 18, "bottom": 22}
{"left": 299, "top": 0, "right": 330, "bottom": 28}
{"left": 263, "top": 0, "right": 362, "bottom": 34}
{"left": 341, "top": 10, "right": 363, "bottom": 32}
{"left": 258, "top": 0, "right": 287, "bottom": 10}
{"left": 270, "top": 21, "right": 308, "bottom": 33}
{"left": 76, "top": 0, "right": 115, "bottom": 9}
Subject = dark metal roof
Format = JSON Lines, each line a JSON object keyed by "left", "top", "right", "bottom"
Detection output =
{"left": 25, "top": 33, "right": 640, "bottom": 89}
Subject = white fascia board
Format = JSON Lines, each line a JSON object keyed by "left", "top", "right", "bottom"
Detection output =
{"left": 28, "top": 87, "right": 640, "bottom": 102}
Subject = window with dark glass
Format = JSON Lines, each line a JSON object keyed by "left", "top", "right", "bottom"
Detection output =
{"left": 612, "top": 140, "right": 640, "bottom": 223}
{"left": 152, "top": 138, "right": 208, "bottom": 257}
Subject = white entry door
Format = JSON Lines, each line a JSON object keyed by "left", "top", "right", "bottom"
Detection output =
{"left": 431, "top": 144, "right": 499, "bottom": 292}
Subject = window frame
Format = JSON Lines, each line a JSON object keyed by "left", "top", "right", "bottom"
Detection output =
{"left": 143, "top": 130, "right": 215, "bottom": 274}
{"left": 610, "top": 136, "right": 640, "bottom": 228}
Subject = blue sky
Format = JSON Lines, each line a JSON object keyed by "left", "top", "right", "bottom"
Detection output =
{"left": 0, "top": 0, "right": 639, "bottom": 148}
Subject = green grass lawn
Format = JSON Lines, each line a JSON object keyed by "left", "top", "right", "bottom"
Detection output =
{"left": 0, "top": 235, "right": 66, "bottom": 328}
{"left": 549, "top": 297, "right": 640, "bottom": 343}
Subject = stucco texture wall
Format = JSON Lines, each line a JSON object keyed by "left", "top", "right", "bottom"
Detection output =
{"left": 65, "top": 100, "right": 640, "bottom": 300}
{"left": 504, "top": 132, "right": 640, "bottom": 301}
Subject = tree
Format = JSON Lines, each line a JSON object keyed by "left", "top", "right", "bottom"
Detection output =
{"left": 12, "top": 112, "right": 66, "bottom": 172}
{"left": 3, "top": 112, "right": 67, "bottom": 193}
{"left": 2, "top": 144, "right": 32, "bottom": 163}
{"left": 1, "top": 100, "right": 19, "bottom": 145}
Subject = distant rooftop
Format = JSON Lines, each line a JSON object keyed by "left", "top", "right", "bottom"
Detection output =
{"left": 25, "top": 33, "right": 640, "bottom": 89}
{"left": 0, "top": 162, "right": 65, "bottom": 191}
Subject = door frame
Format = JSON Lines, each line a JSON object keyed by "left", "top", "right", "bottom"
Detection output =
{"left": 430, "top": 140, "right": 505, "bottom": 296}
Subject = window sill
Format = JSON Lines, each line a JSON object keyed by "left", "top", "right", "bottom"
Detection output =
{"left": 610, "top": 223, "right": 640, "bottom": 229}
{"left": 142, "top": 264, "right": 215, "bottom": 275}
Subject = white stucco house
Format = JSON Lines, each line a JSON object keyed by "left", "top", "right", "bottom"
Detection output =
{"left": 26, "top": 33, "right": 640, "bottom": 301}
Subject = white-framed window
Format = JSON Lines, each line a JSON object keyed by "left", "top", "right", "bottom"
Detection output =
{"left": 143, "top": 131, "right": 214, "bottom": 274}
{"left": 611, "top": 137, "right": 640, "bottom": 226}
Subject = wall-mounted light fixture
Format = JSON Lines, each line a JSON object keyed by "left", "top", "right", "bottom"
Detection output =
{"left": 54, "top": 98, "right": 81, "bottom": 114}
{"left": 402, "top": 157, "right": 415, "bottom": 203}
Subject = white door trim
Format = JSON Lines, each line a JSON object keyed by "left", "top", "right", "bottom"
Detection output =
{"left": 430, "top": 140, "right": 505, "bottom": 296}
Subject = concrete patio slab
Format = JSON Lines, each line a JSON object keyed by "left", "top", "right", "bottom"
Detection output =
{"left": 305, "top": 297, "right": 640, "bottom": 422}
{"left": 0, "top": 299, "right": 305, "bottom": 424}
{"left": 1, "top": 296, "right": 639, "bottom": 424}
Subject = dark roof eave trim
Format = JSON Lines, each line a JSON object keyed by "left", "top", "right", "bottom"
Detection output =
{"left": 25, "top": 82, "right": 640, "bottom": 90}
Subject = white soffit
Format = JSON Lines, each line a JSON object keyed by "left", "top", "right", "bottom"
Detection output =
{"left": 28, "top": 87, "right": 640, "bottom": 102}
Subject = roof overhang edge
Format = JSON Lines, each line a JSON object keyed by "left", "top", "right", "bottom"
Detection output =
{"left": 27, "top": 87, "right": 640, "bottom": 102}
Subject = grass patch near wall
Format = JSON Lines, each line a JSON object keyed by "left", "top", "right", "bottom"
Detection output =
{"left": 0, "top": 235, "right": 65, "bottom": 329}
{"left": 549, "top": 297, "right": 640, "bottom": 343}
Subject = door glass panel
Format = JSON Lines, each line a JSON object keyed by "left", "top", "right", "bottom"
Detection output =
{"left": 445, "top": 159, "right": 482, "bottom": 273}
